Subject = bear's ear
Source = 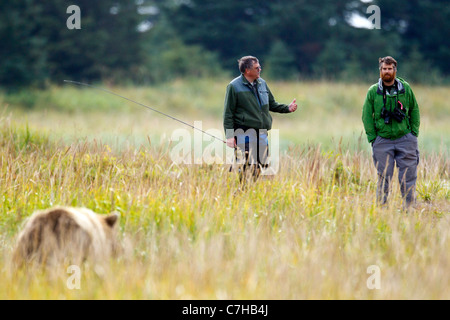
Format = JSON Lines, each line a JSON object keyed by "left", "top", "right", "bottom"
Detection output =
{"left": 104, "top": 212, "right": 119, "bottom": 228}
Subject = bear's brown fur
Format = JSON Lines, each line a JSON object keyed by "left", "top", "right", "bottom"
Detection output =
{"left": 13, "top": 206, "right": 119, "bottom": 267}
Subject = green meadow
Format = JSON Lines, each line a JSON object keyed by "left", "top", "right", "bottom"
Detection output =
{"left": 0, "top": 79, "right": 449, "bottom": 299}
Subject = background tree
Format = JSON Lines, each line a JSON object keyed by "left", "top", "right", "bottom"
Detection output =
{"left": 264, "top": 41, "right": 298, "bottom": 81}
{"left": 0, "top": 1, "right": 47, "bottom": 89}
{"left": 0, "top": 0, "right": 448, "bottom": 89}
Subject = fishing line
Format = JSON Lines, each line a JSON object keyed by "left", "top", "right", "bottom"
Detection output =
{"left": 63, "top": 80, "right": 228, "bottom": 145}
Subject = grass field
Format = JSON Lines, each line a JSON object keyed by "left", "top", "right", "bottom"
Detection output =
{"left": 0, "top": 79, "right": 449, "bottom": 299}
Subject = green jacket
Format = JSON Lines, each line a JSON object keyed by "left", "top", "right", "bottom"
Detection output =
{"left": 362, "top": 77, "right": 420, "bottom": 143}
{"left": 223, "top": 75, "right": 291, "bottom": 139}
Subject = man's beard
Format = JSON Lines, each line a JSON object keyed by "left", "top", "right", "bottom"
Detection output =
{"left": 381, "top": 71, "right": 396, "bottom": 83}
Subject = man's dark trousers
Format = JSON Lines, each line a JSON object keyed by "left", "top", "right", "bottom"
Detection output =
{"left": 372, "top": 133, "right": 419, "bottom": 206}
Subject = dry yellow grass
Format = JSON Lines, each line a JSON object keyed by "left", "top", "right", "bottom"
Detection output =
{"left": 0, "top": 81, "right": 448, "bottom": 299}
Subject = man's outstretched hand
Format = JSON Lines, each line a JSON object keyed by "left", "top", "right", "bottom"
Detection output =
{"left": 289, "top": 98, "right": 298, "bottom": 112}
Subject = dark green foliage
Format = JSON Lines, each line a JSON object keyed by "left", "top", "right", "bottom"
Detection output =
{"left": 0, "top": 0, "right": 448, "bottom": 89}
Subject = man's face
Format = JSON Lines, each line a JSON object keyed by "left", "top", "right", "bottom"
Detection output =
{"left": 380, "top": 63, "right": 396, "bottom": 83}
{"left": 246, "top": 62, "right": 262, "bottom": 80}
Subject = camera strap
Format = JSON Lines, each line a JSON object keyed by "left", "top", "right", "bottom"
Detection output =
{"left": 382, "top": 80, "right": 399, "bottom": 112}
{"left": 382, "top": 84, "right": 389, "bottom": 116}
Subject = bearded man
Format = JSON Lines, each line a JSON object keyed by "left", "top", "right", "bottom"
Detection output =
{"left": 362, "top": 56, "right": 420, "bottom": 208}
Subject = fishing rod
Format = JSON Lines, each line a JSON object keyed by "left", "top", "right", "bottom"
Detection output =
{"left": 63, "top": 80, "right": 228, "bottom": 145}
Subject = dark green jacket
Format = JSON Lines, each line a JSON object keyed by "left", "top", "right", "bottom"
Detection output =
{"left": 223, "top": 75, "right": 291, "bottom": 139}
{"left": 362, "top": 77, "right": 420, "bottom": 143}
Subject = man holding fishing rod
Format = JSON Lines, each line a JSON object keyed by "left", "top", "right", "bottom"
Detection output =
{"left": 223, "top": 56, "right": 298, "bottom": 181}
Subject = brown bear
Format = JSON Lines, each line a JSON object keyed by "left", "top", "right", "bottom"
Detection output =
{"left": 13, "top": 206, "right": 119, "bottom": 268}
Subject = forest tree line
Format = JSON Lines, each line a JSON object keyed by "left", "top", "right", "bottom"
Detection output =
{"left": 1, "top": 0, "right": 448, "bottom": 89}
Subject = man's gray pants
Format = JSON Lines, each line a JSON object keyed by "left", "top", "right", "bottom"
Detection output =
{"left": 372, "top": 133, "right": 420, "bottom": 206}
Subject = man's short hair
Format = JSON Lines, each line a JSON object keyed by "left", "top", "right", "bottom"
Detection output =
{"left": 238, "top": 56, "right": 259, "bottom": 74}
{"left": 379, "top": 56, "right": 398, "bottom": 70}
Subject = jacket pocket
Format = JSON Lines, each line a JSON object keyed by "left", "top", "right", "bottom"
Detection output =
{"left": 258, "top": 89, "right": 269, "bottom": 106}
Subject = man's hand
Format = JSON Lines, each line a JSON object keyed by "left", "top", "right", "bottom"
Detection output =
{"left": 226, "top": 137, "right": 236, "bottom": 148}
{"left": 289, "top": 99, "right": 298, "bottom": 112}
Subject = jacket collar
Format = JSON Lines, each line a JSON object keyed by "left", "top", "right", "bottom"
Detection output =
{"left": 241, "top": 74, "right": 262, "bottom": 86}
{"left": 377, "top": 78, "right": 405, "bottom": 95}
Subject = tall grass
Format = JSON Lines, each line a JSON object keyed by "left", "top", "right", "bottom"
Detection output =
{"left": 0, "top": 110, "right": 448, "bottom": 299}
{"left": 2, "top": 79, "right": 449, "bottom": 153}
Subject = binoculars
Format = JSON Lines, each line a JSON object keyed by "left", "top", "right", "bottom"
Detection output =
{"left": 381, "top": 101, "right": 406, "bottom": 124}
